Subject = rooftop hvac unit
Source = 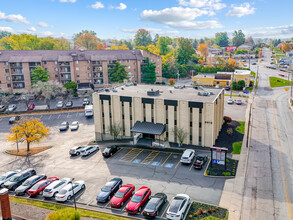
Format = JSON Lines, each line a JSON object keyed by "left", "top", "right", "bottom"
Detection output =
{"left": 147, "top": 89, "right": 160, "bottom": 96}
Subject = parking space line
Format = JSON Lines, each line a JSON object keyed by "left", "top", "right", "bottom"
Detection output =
{"left": 105, "top": 200, "right": 111, "bottom": 208}
{"left": 119, "top": 149, "right": 143, "bottom": 162}
{"left": 160, "top": 199, "right": 172, "bottom": 218}
{"left": 58, "top": 114, "right": 61, "bottom": 119}
{"left": 76, "top": 112, "right": 78, "bottom": 117}
{"left": 141, "top": 151, "right": 159, "bottom": 165}
{"left": 175, "top": 160, "right": 181, "bottom": 169}
{"left": 161, "top": 153, "right": 172, "bottom": 167}
{"left": 189, "top": 164, "right": 194, "bottom": 171}
{"left": 48, "top": 115, "right": 52, "bottom": 120}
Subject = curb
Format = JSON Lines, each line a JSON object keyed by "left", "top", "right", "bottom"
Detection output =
{"left": 203, "top": 159, "right": 236, "bottom": 179}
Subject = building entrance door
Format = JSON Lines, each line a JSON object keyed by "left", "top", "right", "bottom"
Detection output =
{"left": 143, "top": 133, "right": 155, "bottom": 139}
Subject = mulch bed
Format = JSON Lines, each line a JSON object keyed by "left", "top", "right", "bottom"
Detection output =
{"left": 6, "top": 146, "right": 52, "bottom": 156}
{"left": 206, "top": 158, "right": 238, "bottom": 177}
{"left": 215, "top": 121, "right": 244, "bottom": 153}
{"left": 186, "top": 201, "right": 228, "bottom": 219}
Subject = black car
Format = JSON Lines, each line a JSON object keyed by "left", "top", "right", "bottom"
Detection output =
{"left": 9, "top": 116, "right": 21, "bottom": 124}
{"left": 143, "top": 193, "right": 167, "bottom": 218}
{"left": 15, "top": 174, "right": 47, "bottom": 196}
{"left": 102, "top": 145, "right": 120, "bottom": 158}
{"left": 3, "top": 168, "right": 36, "bottom": 190}
{"left": 65, "top": 101, "right": 73, "bottom": 107}
{"left": 59, "top": 121, "right": 69, "bottom": 131}
{"left": 193, "top": 155, "right": 208, "bottom": 170}
{"left": 224, "top": 86, "right": 230, "bottom": 91}
{"left": 96, "top": 177, "right": 123, "bottom": 202}
{"left": 0, "top": 105, "right": 7, "bottom": 112}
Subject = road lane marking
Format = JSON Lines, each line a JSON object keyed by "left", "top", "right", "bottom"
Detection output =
{"left": 58, "top": 114, "right": 61, "bottom": 119}
{"left": 160, "top": 199, "right": 172, "bottom": 218}
{"left": 161, "top": 153, "right": 172, "bottom": 166}
{"left": 189, "top": 163, "right": 194, "bottom": 171}
{"left": 175, "top": 160, "right": 181, "bottom": 169}
{"left": 48, "top": 114, "right": 52, "bottom": 120}
{"left": 271, "top": 97, "right": 293, "bottom": 220}
{"left": 141, "top": 151, "right": 159, "bottom": 165}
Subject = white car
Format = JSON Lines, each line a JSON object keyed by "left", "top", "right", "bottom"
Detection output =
{"left": 80, "top": 145, "right": 99, "bottom": 156}
{"left": 43, "top": 178, "right": 72, "bottom": 198}
{"left": 71, "top": 121, "right": 79, "bottom": 131}
{"left": 7, "top": 104, "right": 17, "bottom": 112}
{"left": 56, "top": 101, "right": 64, "bottom": 108}
{"left": 180, "top": 149, "right": 195, "bottom": 164}
{"left": 227, "top": 98, "right": 234, "bottom": 104}
{"left": 166, "top": 194, "right": 191, "bottom": 220}
{"left": 0, "top": 170, "right": 21, "bottom": 187}
{"left": 55, "top": 180, "right": 85, "bottom": 202}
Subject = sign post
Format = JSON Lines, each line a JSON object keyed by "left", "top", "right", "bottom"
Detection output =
{"left": 210, "top": 146, "right": 228, "bottom": 169}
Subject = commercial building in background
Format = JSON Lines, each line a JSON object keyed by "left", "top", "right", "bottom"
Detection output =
{"left": 192, "top": 69, "right": 251, "bottom": 87}
{"left": 0, "top": 50, "right": 162, "bottom": 93}
{"left": 93, "top": 85, "right": 224, "bottom": 147}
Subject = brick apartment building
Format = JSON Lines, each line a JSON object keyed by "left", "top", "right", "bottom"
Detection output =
{"left": 0, "top": 49, "right": 162, "bottom": 93}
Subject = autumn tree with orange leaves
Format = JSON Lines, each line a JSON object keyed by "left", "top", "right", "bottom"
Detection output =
{"left": 74, "top": 33, "right": 99, "bottom": 50}
{"left": 282, "top": 43, "right": 292, "bottom": 52}
{"left": 197, "top": 44, "right": 208, "bottom": 59}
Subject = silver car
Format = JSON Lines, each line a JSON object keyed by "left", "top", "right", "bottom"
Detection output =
{"left": 0, "top": 170, "right": 21, "bottom": 187}
{"left": 166, "top": 194, "right": 191, "bottom": 220}
{"left": 56, "top": 101, "right": 64, "bottom": 108}
{"left": 7, "top": 104, "right": 17, "bottom": 112}
{"left": 71, "top": 121, "right": 79, "bottom": 131}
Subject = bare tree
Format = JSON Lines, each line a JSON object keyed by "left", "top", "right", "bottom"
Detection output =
{"left": 32, "top": 81, "right": 66, "bottom": 109}
{"left": 0, "top": 94, "right": 13, "bottom": 106}
{"left": 110, "top": 123, "right": 122, "bottom": 140}
{"left": 174, "top": 127, "right": 187, "bottom": 146}
{"left": 22, "top": 90, "right": 36, "bottom": 108}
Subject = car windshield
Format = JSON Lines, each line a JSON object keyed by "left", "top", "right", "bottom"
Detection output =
{"left": 22, "top": 179, "right": 32, "bottom": 186}
{"left": 0, "top": 175, "right": 6, "bottom": 181}
{"left": 196, "top": 156, "right": 204, "bottom": 161}
{"left": 10, "top": 176, "right": 20, "bottom": 182}
{"left": 101, "top": 185, "right": 111, "bottom": 192}
{"left": 104, "top": 148, "right": 110, "bottom": 153}
{"left": 10, "top": 117, "right": 15, "bottom": 120}
{"left": 145, "top": 199, "right": 158, "bottom": 210}
{"left": 72, "top": 122, "right": 78, "bottom": 125}
{"left": 131, "top": 195, "right": 142, "bottom": 203}
{"left": 31, "top": 183, "right": 40, "bottom": 190}
{"left": 115, "top": 191, "right": 124, "bottom": 198}
{"left": 169, "top": 199, "right": 183, "bottom": 213}
{"left": 59, "top": 189, "right": 67, "bottom": 194}
{"left": 61, "top": 122, "right": 67, "bottom": 125}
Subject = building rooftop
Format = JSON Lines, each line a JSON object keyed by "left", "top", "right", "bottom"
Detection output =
{"left": 98, "top": 84, "right": 223, "bottom": 103}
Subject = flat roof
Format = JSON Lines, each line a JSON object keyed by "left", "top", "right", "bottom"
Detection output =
{"left": 98, "top": 85, "right": 223, "bottom": 103}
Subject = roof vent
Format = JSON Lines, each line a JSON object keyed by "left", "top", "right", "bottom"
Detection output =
{"left": 147, "top": 89, "right": 160, "bottom": 96}
{"left": 71, "top": 53, "right": 77, "bottom": 57}
{"left": 79, "top": 49, "right": 85, "bottom": 52}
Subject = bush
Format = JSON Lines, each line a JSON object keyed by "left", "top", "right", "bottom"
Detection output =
{"left": 73, "top": 93, "right": 78, "bottom": 97}
{"left": 162, "top": 81, "right": 166, "bottom": 85}
{"left": 46, "top": 208, "right": 80, "bottom": 220}
{"left": 222, "top": 172, "right": 231, "bottom": 176}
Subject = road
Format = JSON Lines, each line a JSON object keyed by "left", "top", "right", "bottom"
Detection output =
{"left": 241, "top": 48, "right": 293, "bottom": 220}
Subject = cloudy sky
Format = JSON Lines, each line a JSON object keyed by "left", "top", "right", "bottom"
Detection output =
{"left": 0, "top": 0, "right": 293, "bottom": 40}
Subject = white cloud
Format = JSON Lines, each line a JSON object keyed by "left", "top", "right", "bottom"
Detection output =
{"left": 141, "top": 7, "right": 208, "bottom": 23}
{"left": 226, "top": 3, "right": 255, "bottom": 17}
{"left": 246, "top": 24, "right": 293, "bottom": 38}
{"left": 91, "top": 2, "right": 104, "bottom": 9}
{"left": 37, "top": 22, "right": 53, "bottom": 28}
{"left": 121, "top": 28, "right": 179, "bottom": 35}
{"left": 178, "top": 0, "right": 226, "bottom": 10}
{"left": 0, "top": 11, "right": 29, "bottom": 24}
{"left": 111, "top": 3, "right": 127, "bottom": 10}
{"left": 60, "top": 0, "right": 76, "bottom": 3}
{"left": 167, "top": 20, "right": 223, "bottom": 30}
{"left": 27, "top": 27, "right": 37, "bottom": 32}
{"left": 0, "top": 27, "right": 14, "bottom": 32}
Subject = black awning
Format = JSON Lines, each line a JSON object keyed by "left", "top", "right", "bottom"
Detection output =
{"left": 131, "top": 121, "right": 166, "bottom": 135}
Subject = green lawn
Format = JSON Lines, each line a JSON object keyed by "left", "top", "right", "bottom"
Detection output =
{"left": 273, "top": 48, "right": 284, "bottom": 54}
{"left": 232, "top": 141, "right": 243, "bottom": 154}
{"left": 250, "top": 71, "right": 256, "bottom": 78}
{"left": 269, "top": 77, "right": 291, "bottom": 87}
{"left": 236, "top": 121, "right": 245, "bottom": 134}
{"left": 224, "top": 94, "right": 249, "bottom": 98}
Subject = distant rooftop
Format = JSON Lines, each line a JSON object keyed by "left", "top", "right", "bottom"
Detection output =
{"left": 98, "top": 84, "right": 223, "bottom": 103}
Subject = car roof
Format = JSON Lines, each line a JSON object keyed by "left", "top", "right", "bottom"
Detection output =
{"left": 72, "top": 121, "right": 78, "bottom": 124}
{"left": 183, "top": 149, "right": 194, "bottom": 156}
{"left": 135, "top": 186, "right": 149, "bottom": 196}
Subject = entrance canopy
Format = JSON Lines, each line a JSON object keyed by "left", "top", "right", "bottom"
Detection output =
{"left": 131, "top": 121, "right": 166, "bottom": 135}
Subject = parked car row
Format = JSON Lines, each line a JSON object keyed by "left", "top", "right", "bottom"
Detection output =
{"left": 180, "top": 149, "right": 208, "bottom": 170}
{"left": 0, "top": 168, "right": 85, "bottom": 203}
{"left": 97, "top": 177, "right": 191, "bottom": 219}
{"left": 69, "top": 145, "right": 99, "bottom": 156}
{"left": 59, "top": 121, "right": 80, "bottom": 131}
{"left": 227, "top": 98, "right": 242, "bottom": 105}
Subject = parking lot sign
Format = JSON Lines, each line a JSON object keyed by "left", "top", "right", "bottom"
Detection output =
{"left": 210, "top": 146, "right": 228, "bottom": 169}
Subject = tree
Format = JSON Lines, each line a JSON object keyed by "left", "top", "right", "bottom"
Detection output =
{"left": 0, "top": 93, "right": 13, "bottom": 105}
{"left": 197, "top": 44, "right": 208, "bottom": 59}
{"left": 141, "top": 57, "right": 156, "bottom": 84}
{"left": 153, "top": 34, "right": 159, "bottom": 44}
{"left": 174, "top": 127, "right": 187, "bottom": 146}
{"left": 146, "top": 45, "right": 160, "bottom": 56}
{"left": 247, "top": 36, "right": 255, "bottom": 45}
{"left": 168, "top": 78, "right": 175, "bottom": 85}
{"left": 215, "top": 32, "right": 229, "bottom": 47}
{"left": 162, "top": 55, "right": 178, "bottom": 78}
{"left": 0, "top": 31, "right": 12, "bottom": 39}
{"left": 282, "top": 43, "right": 292, "bottom": 52}
{"left": 32, "top": 81, "right": 66, "bottom": 109}
{"left": 156, "top": 36, "right": 172, "bottom": 55}
{"left": 192, "top": 39, "right": 198, "bottom": 49}
{"left": 74, "top": 33, "right": 99, "bottom": 50}
{"left": 108, "top": 62, "right": 128, "bottom": 83}
{"left": 31, "top": 66, "right": 50, "bottom": 83}
{"left": 134, "top": 29, "right": 152, "bottom": 47}
{"left": 64, "top": 81, "right": 77, "bottom": 92}
{"left": 73, "top": 30, "right": 97, "bottom": 41}
{"left": 109, "top": 44, "right": 129, "bottom": 50}
{"left": 227, "top": 58, "right": 239, "bottom": 71}
{"left": 0, "top": 36, "right": 12, "bottom": 50}
{"left": 110, "top": 123, "right": 122, "bottom": 140}
{"left": 53, "top": 38, "right": 71, "bottom": 50}
{"left": 232, "top": 30, "right": 245, "bottom": 47}
{"left": 7, "top": 118, "right": 50, "bottom": 152}
{"left": 174, "top": 38, "right": 195, "bottom": 64}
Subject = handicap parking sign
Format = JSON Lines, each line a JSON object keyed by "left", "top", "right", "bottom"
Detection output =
{"left": 132, "top": 159, "right": 141, "bottom": 164}
{"left": 165, "top": 163, "right": 173, "bottom": 168}
{"left": 151, "top": 162, "right": 160, "bottom": 166}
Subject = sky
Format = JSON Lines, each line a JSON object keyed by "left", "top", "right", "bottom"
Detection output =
{"left": 0, "top": 0, "right": 293, "bottom": 40}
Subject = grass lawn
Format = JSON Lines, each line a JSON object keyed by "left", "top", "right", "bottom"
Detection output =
{"left": 6, "top": 146, "right": 52, "bottom": 156}
{"left": 10, "top": 197, "right": 129, "bottom": 220}
{"left": 236, "top": 121, "right": 245, "bottom": 134}
{"left": 250, "top": 71, "right": 256, "bottom": 78}
{"left": 273, "top": 48, "right": 284, "bottom": 54}
{"left": 269, "top": 77, "right": 291, "bottom": 87}
{"left": 232, "top": 141, "right": 242, "bottom": 154}
{"left": 224, "top": 94, "right": 249, "bottom": 98}
{"left": 186, "top": 201, "right": 228, "bottom": 220}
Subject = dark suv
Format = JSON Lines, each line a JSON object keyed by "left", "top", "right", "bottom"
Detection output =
{"left": 15, "top": 174, "right": 47, "bottom": 196}
{"left": 3, "top": 168, "right": 36, "bottom": 190}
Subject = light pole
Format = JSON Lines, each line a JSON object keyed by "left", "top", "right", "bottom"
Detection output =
{"left": 177, "top": 71, "right": 180, "bottom": 83}
{"left": 15, "top": 130, "right": 19, "bottom": 153}
{"left": 70, "top": 178, "right": 77, "bottom": 211}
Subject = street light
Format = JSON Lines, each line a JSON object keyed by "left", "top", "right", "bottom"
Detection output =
{"left": 177, "top": 71, "right": 180, "bottom": 82}
{"left": 70, "top": 178, "right": 77, "bottom": 211}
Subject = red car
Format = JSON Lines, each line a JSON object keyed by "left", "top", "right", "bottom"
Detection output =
{"left": 279, "top": 73, "right": 285, "bottom": 77}
{"left": 126, "top": 186, "right": 151, "bottom": 214}
{"left": 110, "top": 184, "right": 135, "bottom": 208}
{"left": 27, "top": 103, "right": 35, "bottom": 111}
{"left": 27, "top": 177, "right": 58, "bottom": 197}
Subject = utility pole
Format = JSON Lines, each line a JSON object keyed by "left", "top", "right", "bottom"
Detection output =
{"left": 15, "top": 130, "right": 19, "bottom": 153}
{"left": 248, "top": 49, "right": 251, "bottom": 69}
{"left": 177, "top": 71, "right": 180, "bottom": 83}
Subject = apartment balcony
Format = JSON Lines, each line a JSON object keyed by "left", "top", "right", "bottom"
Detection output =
{"left": 60, "top": 71, "right": 71, "bottom": 74}
{"left": 12, "top": 76, "right": 24, "bottom": 82}
{"left": 11, "top": 70, "right": 23, "bottom": 75}
{"left": 92, "top": 61, "right": 102, "bottom": 66}
{"left": 59, "top": 62, "right": 70, "bottom": 66}
{"left": 10, "top": 64, "right": 22, "bottom": 68}
{"left": 93, "top": 74, "right": 103, "bottom": 79}
{"left": 29, "top": 62, "right": 41, "bottom": 67}
{"left": 108, "top": 61, "right": 117, "bottom": 66}
{"left": 13, "top": 82, "right": 25, "bottom": 89}
{"left": 93, "top": 68, "right": 103, "bottom": 72}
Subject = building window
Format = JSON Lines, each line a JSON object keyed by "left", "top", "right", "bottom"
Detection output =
{"left": 77, "top": 74, "right": 80, "bottom": 77}
{"left": 157, "top": 59, "right": 159, "bottom": 62}
{"left": 44, "top": 61, "right": 47, "bottom": 65}
{"left": 5, "top": 69, "right": 9, "bottom": 73}
{"left": 88, "top": 73, "right": 91, "bottom": 77}
{"left": 76, "top": 67, "right": 79, "bottom": 71}
{"left": 166, "top": 119, "right": 168, "bottom": 124}
{"left": 89, "top": 80, "right": 92, "bottom": 83}
{"left": 54, "top": 61, "right": 57, "bottom": 65}
{"left": 75, "top": 61, "right": 78, "bottom": 64}
{"left": 128, "top": 60, "right": 130, "bottom": 63}
{"left": 87, "top": 66, "right": 90, "bottom": 70}
{"left": 128, "top": 72, "right": 131, "bottom": 75}
{"left": 54, "top": 68, "right": 58, "bottom": 71}
{"left": 130, "top": 115, "right": 132, "bottom": 120}
{"left": 77, "top": 80, "right": 80, "bottom": 83}
{"left": 199, "top": 108, "right": 202, "bottom": 114}
{"left": 216, "top": 81, "right": 219, "bottom": 85}
{"left": 55, "top": 75, "right": 58, "bottom": 78}
{"left": 7, "top": 83, "right": 11, "bottom": 87}
{"left": 6, "top": 76, "right": 10, "bottom": 81}
{"left": 4, "top": 62, "right": 8, "bottom": 66}
{"left": 190, "top": 135, "right": 192, "bottom": 141}
{"left": 199, "top": 136, "right": 202, "bottom": 142}
{"left": 190, "top": 121, "right": 192, "bottom": 127}
{"left": 199, "top": 122, "right": 202, "bottom": 128}
{"left": 45, "top": 68, "right": 48, "bottom": 71}
{"left": 128, "top": 66, "right": 130, "bottom": 69}
{"left": 174, "top": 120, "right": 177, "bottom": 125}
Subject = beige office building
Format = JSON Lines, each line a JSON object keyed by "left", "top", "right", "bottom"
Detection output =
{"left": 93, "top": 85, "right": 224, "bottom": 147}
